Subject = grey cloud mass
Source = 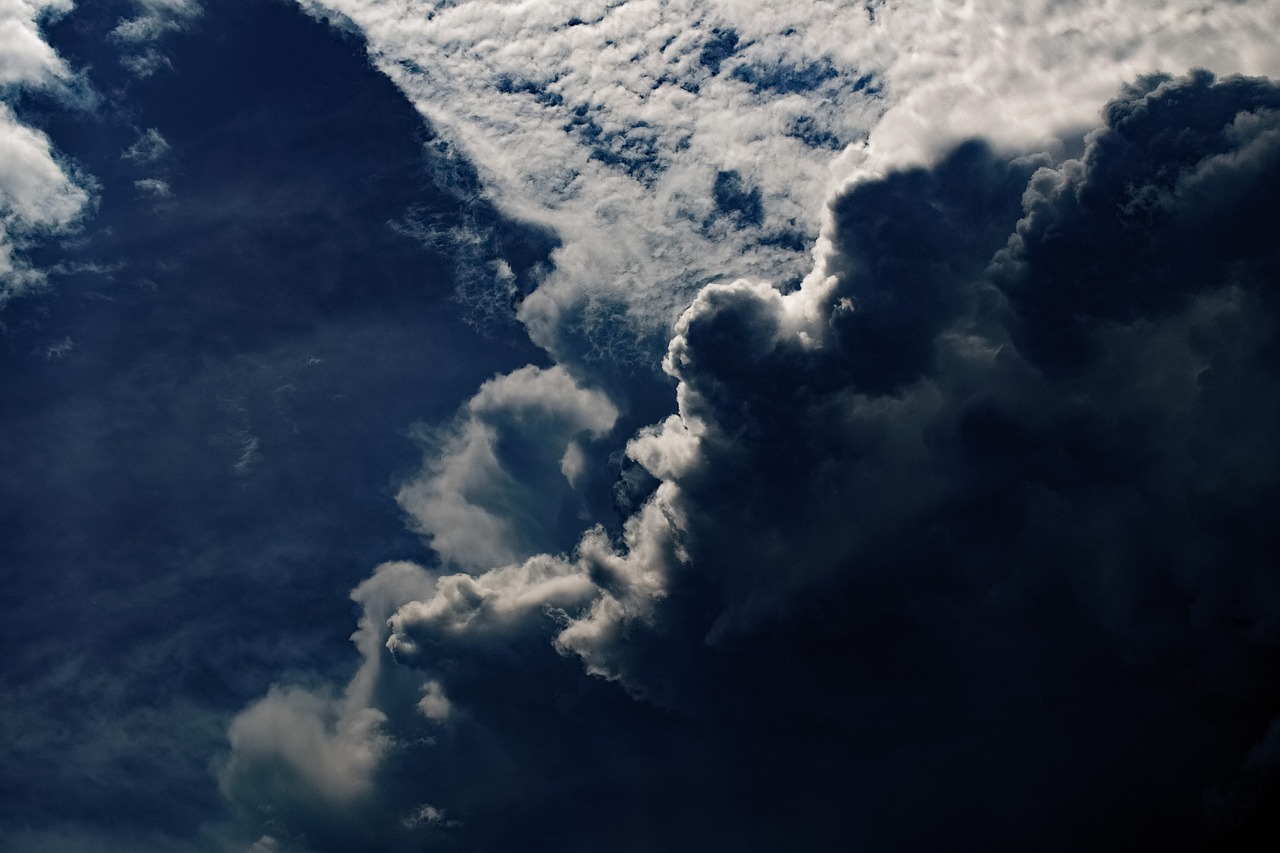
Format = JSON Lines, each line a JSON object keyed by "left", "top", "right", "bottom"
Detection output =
{"left": 221, "top": 68, "right": 1280, "bottom": 851}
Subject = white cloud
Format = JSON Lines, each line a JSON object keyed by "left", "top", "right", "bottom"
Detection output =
{"left": 0, "top": 1, "right": 94, "bottom": 303}
{"left": 122, "top": 127, "right": 172, "bottom": 164}
{"left": 396, "top": 365, "right": 618, "bottom": 570}
{"left": 0, "top": 104, "right": 85, "bottom": 225}
{"left": 110, "top": 0, "right": 201, "bottom": 77}
{"left": 298, "top": 0, "right": 885, "bottom": 358}
{"left": 401, "top": 803, "right": 458, "bottom": 829}
{"left": 220, "top": 561, "right": 436, "bottom": 816}
{"left": 110, "top": 0, "right": 199, "bottom": 43}
{"left": 222, "top": 685, "right": 391, "bottom": 806}
{"left": 818, "top": 0, "right": 1280, "bottom": 232}
{"left": 133, "top": 177, "right": 171, "bottom": 197}
{"left": 300, "top": 0, "right": 1280, "bottom": 362}
{"left": 387, "top": 552, "right": 598, "bottom": 646}
{"left": 416, "top": 679, "right": 451, "bottom": 720}
{"left": 0, "top": 0, "right": 72, "bottom": 88}
{"left": 0, "top": 101, "right": 93, "bottom": 304}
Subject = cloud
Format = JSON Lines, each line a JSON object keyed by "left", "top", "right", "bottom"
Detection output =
{"left": 219, "top": 561, "right": 436, "bottom": 847}
{"left": 396, "top": 365, "right": 619, "bottom": 570}
{"left": 213, "top": 4, "right": 1280, "bottom": 851}
{"left": 223, "top": 687, "right": 391, "bottom": 806}
{"left": 298, "top": 0, "right": 887, "bottom": 360}
{"left": 225, "top": 68, "right": 1280, "bottom": 850}
{"left": 300, "top": 0, "right": 1280, "bottom": 365}
{"left": 0, "top": 0, "right": 72, "bottom": 88}
{"left": 598, "top": 68, "right": 1280, "bottom": 666}
{"left": 122, "top": 127, "right": 172, "bottom": 164}
{"left": 0, "top": 101, "right": 93, "bottom": 304}
{"left": 110, "top": 0, "right": 200, "bottom": 43}
{"left": 133, "top": 177, "right": 171, "bottom": 197}
{"left": 110, "top": 0, "right": 202, "bottom": 77}
{"left": 0, "top": 1, "right": 95, "bottom": 304}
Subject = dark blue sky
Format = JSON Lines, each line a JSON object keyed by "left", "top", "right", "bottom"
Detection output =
{"left": 1, "top": 1, "right": 551, "bottom": 845}
{"left": 2, "top": 3, "right": 1279, "bottom": 852}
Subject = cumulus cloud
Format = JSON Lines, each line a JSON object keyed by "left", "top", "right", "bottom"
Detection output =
{"left": 220, "top": 561, "right": 436, "bottom": 846}
{"left": 226, "top": 68, "right": 1280, "bottom": 849}
{"left": 396, "top": 365, "right": 618, "bottom": 570}
{"left": 223, "top": 686, "right": 391, "bottom": 807}
{"left": 599, "top": 69, "right": 1280, "bottom": 664}
{"left": 223, "top": 1, "right": 1280, "bottom": 847}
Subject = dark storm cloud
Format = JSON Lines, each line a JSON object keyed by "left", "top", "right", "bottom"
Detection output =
{"left": 222, "top": 70, "right": 1280, "bottom": 852}
{"left": 615, "top": 69, "right": 1280, "bottom": 846}
{"left": 996, "top": 70, "right": 1280, "bottom": 373}
{"left": 645, "top": 69, "right": 1280, "bottom": 646}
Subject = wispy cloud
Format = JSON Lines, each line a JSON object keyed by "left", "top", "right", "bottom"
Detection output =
{"left": 122, "top": 127, "right": 172, "bottom": 164}
{"left": 110, "top": 0, "right": 202, "bottom": 77}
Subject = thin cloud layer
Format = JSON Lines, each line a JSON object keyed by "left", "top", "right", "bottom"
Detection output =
{"left": 299, "top": 0, "right": 1280, "bottom": 361}
{"left": 223, "top": 70, "right": 1280, "bottom": 851}
{"left": 298, "top": 0, "right": 887, "bottom": 359}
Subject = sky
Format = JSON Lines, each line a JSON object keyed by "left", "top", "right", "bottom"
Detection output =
{"left": 2, "top": 1, "right": 1280, "bottom": 851}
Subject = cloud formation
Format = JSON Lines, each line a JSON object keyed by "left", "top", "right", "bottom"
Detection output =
{"left": 298, "top": 0, "right": 1280, "bottom": 364}
{"left": 0, "top": 102, "right": 92, "bottom": 303}
{"left": 0, "top": 1, "right": 93, "bottom": 304}
{"left": 223, "top": 67, "right": 1280, "bottom": 851}
{"left": 396, "top": 364, "right": 619, "bottom": 570}
{"left": 109, "top": 0, "right": 202, "bottom": 77}
{"left": 0, "top": 0, "right": 72, "bottom": 87}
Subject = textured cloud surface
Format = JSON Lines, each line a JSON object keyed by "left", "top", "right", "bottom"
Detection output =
{"left": 0, "top": 0, "right": 91, "bottom": 301}
{"left": 222, "top": 50, "right": 1280, "bottom": 850}
{"left": 299, "top": 0, "right": 1280, "bottom": 360}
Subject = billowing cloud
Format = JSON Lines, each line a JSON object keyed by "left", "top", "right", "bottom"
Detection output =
{"left": 396, "top": 364, "right": 619, "bottom": 570}
{"left": 219, "top": 561, "right": 436, "bottom": 848}
{"left": 619, "top": 69, "right": 1280, "bottom": 655}
{"left": 223, "top": 68, "right": 1280, "bottom": 850}
{"left": 204, "top": 5, "right": 1280, "bottom": 853}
